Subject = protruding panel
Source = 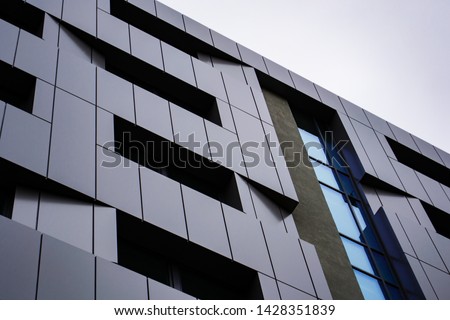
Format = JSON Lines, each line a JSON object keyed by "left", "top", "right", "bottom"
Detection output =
{"left": 234, "top": 173, "right": 255, "bottom": 216}
{"left": 237, "top": 44, "right": 268, "bottom": 72}
{"left": 422, "top": 263, "right": 450, "bottom": 299}
{"left": 258, "top": 273, "right": 280, "bottom": 300}
{"left": 0, "top": 216, "right": 41, "bottom": 299}
{"left": 33, "top": 79, "right": 54, "bottom": 122}
{"left": 0, "top": 106, "right": 50, "bottom": 176}
{"left": 340, "top": 98, "right": 370, "bottom": 126}
{"left": 289, "top": 72, "right": 320, "bottom": 100}
{"left": 315, "top": 85, "right": 345, "bottom": 113}
{"left": 38, "top": 192, "right": 93, "bottom": 253}
{"left": 405, "top": 255, "right": 437, "bottom": 299}
{"left": 0, "top": 20, "right": 19, "bottom": 64}
{"left": 183, "top": 16, "right": 213, "bottom": 45}
{"left": 49, "top": 89, "right": 96, "bottom": 197}
{"left": 27, "top": 0, "right": 63, "bottom": 18}
{"left": 277, "top": 281, "right": 316, "bottom": 300}
{"left": 37, "top": 235, "right": 95, "bottom": 299}
{"left": 262, "top": 223, "right": 315, "bottom": 295}
{"left": 161, "top": 43, "right": 196, "bottom": 86}
{"left": 97, "top": 9, "right": 130, "bottom": 53}
{"left": 96, "top": 108, "right": 114, "bottom": 149}
{"left": 376, "top": 132, "right": 396, "bottom": 159}
{"left": 364, "top": 110, "right": 395, "bottom": 139}
{"left": 416, "top": 172, "right": 450, "bottom": 213}
{"left": 11, "top": 186, "right": 39, "bottom": 229}
{"left": 412, "top": 135, "right": 445, "bottom": 165}
{"left": 252, "top": 87, "right": 273, "bottom": 125}
{"left": 216, "top": 99, "right": 235, "bottom": 133}
{"left": 388, "top": 123, "right": 420, "bottom": 153}
{"left": 242, "top": 66, "right": 260, "bottom": 88}
{"left": 263, "top": 58, "right": 294, "bottom": 87}
{"left": 15, "top": 31, "right": 57, "bottom": 83}
{"left": 192, "top": 59, "right": 228, "bottom": 102}
{"left": 223, "top": 204, "right": 273, "bottom": 276}
{"left": 128, "top": 0, "right": 156, "bottom": 16}
{"left": 148, "top": 278, "right": 196, "bottom": 300}
{"left": 58, "top": 25, "right": 91, "bottom": 62}
{"left": 407, "top": 198, "right": 435, "bottom": 231}
{"left": 97, "top": 68, "right": 135, "bottom": 123}
{"left": 97, "top": 0, "right": 110, "bottom": 13}
{"left": 42, "top": 13, "right": 59, "bottom": 45}
{"left": 435, "top": 147, "right": 450, "bottom": 169}
{"left": 182, "top": 185, "right": 231, "bottom": 258}
{"left": 210, "top": 30, "right": 240, "bottom": 59}
{"left": 140, "top": 167, "right": 187, "bottom": 239}
{"left": 211, "top": 57, "right": 246, "bottom": 83}
{"left": 62, "top": 0, "right": 96, "bottom": 36}
{"left": 428, "top": 231, "right": 450, "bottom": 273}
{"left": 223, "top": 74, "right": 258, "bottom": 117}
{"left": 129, "top": 25, "right": 163, "bottom": 70}
{"left": 390, "top": 159, "right": 430, "bottom": 202}
{"left": 96, "top": 146, "right": 142, "bottom": 219}
{"left": 249, "top": 185, "right": 285, "bottom": 233}
{"left": 94, "top": 205, "right": 117, "bottom": 263}
{"left": 155, "top": 1, "right": 185, "bottom": 30}
{"left": 134, "top": 85, "right": 172, "bottom": 141}
{"left": 96, "top": 258, "right": 148, "bottom": 300}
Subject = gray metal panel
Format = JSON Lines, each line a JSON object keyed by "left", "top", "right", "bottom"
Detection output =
{"left": 407, "top": 198, "right": 435, "bottom": 231}
{"left": 277, "top": 281, "right": 317, "bottom": 300}
{"left": 148, "top": 278, "right": 196, "bottom": 300}
{"left": 234, "top": 173, "right": 255, "bottom": 216}
{"left": 263, "top": 58, "right": 294, "bottom": 87}
{"left": 242, "top": 66, "right": 260, "bottom": 88}
{"left": 192, "top": 59, "right": 228, "bottom": 102}
{"left": 96, "top": 108, "right": 114, "bottom": 150}
{"left": 0, "top": 216, "right": 41, "bottom": 299}
{"left": 435, "top": 147, "right": 450, "bottom": 168}
{"left": 388, "top": 123, "right": 420, "bottom": 153}
{"left": 171, "top": 103, "right": 209, "bottom": 159}
{"left": 428, "top": 231, "right": 450, "bottom": 273}
{"left": 56, "top": 50, "right": 96, "bottom": 104}
{"left": 62, "top": 0, "right": 96, "bottom": 36}
{"left": 0, "top": 106, "right": 50, "bottom": 176}
{"left": 210, "top": 30, "right": 240, "bottom": 59}
{"left": 405, "top": 255, "right": 437, "bottom": 299}
{"left": 96, "top": 257, "right": 148, "bottom": 300}
{"left": 376, "top": 132, "right": 396, "bottom": 159}
{"left": 38, "top": 192, "right": 93, "bottom": 253}
{"left": 129, "top": 25, "right": 163, "bottom": 70}
{"left": 222, "top": 73, "right": 259, "bottom": 117}
{"left": 205, "top": 120, "right": 246, "bottom": 176}
{"left": 412, "top": 135, "right": 445, "bottom": 165}
{"left": 262, "top": 122, "right": 298, "bottom": 201}
{"left": 97, "top": 0, "right": 110, "bottom": 13}
{"left": 222, "top": 204, "right": 273, "bottom": 276}
{"left": 97, "top": 68, "right": 135, "bottom": 123}
{"left": 300, "top": 240, "right": 333, "bottom": 300}
{"left": 364, "top": 110, "right": 395, "bottom": 139}
{"left": 12, "top": 186, "right": 39, "bottom": 229}
{"left": 236, "top": 44, "right": 268, "bottom": 72}
{"left": 140, "top": 167, "right": 187, "bottom": 239}
{"left": 27, "top": 0, "right": 63, "bottom": 18}
{"left": 315, "top": 85, "right": 345, "bottom": 113}
{"left": 340, "top": 98, "right": 371, "bottom": 126}
{"left": 216, "top": 99, "right": 235, "bottom": 133}
{"left": 97, "top": 9, "right": 130, "bottom": 53}
{"left": 58, "top": 25, "right": 92, "bottom": 62}
{"left": 15, "top": 30, "right": 58, "bottom": 83}
{"left": 396, "top": 213, "right": 446, "bottom": 272}
{"left": 390, "top": 159, "right": 430, "bottom": 202}
{"left": 182, "top": 185, "right": 231, "bottom": 258}
{"left": 360, "top": 184, "right": 382, "bottom": 213}
{"left": 49, "top": 89, "right": 96, "bottom": 197}
{"left": 94, "top": 205, "right": 117, "bottom": 263}
{"left": 134, "top": 85, "right": 173, "bottom": 141}
{"left": 232, "top": 107, "right": 282, "bottom": 194}
{"left": 33, "top": 79, "right": 54, "bottom": 122}
{"left": 258, "top": 273, "right": 280, "bottom": 300}
{"left": 351, "top": 119, "right": 404, "bottom": 190}
{"left": 262, "top": 223, "right": 315, "bottom": 294}
{"left": 128, "top": 0, "right": 156, "bottom": 16}
{"left": 252, "top": 87, "right": 273, "bottom": 125}
{"left": 211, "top": 57, "right": 246, "bottom": 83}
{"left": 442, "top": 184, "right": 450, "bottom": 203}
{"left": 42, "top": 14, "right": 59, "bottom": 45}
{"left": 422, "top": 262, "right": 450, "bottom": 299}
{"left": 0, "top": 20, "right": 19, "bottom": 64}
{"left": 289, "top": 72, "right": 320, "bottom": 100}
{"left": 416, "top": 172, "right": 450, "bottom": 213}
{"left": 249, "top": 185, "right": 285, "bottom": 231}
{"left": 96, "top": 146, "right": 142, "bottom": 219}
{"left": 155, "top": 1, "right": 185, "bottom": 30}
{"left": 183, "top": 15, "right": 213, "bottom": 45}
{"left": 381, "top": 209, "right": 415, "bottom": 256}
{"left": 37, "top": 235, "right": 95, "bottom": 299}
{"left": 161, "top": 42, "right": 196, "bottom": 86}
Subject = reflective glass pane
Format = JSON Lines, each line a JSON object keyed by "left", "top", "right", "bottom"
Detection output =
{"left": 312, "top": 162, "right": 339, "bottom": 189}
{"left": 354, "top": 270, "right": 386, "bottom": 300}
{"left": 320, "top": 185, "right": 361, "bottom": 240}
{"left": 350, "top": 200, "right": 380, "bottom": 250}
{"left": 298, "top": 129, "right": 328, "bottom": 164}
{"left": 341, "top": 237, "right": 375, "bottom": 275}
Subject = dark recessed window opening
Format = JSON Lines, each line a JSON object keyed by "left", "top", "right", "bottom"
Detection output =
{"left": 0, "top": 185, "right": 15, "bottom": 219}
{"left": 1, "top": 0, "right": 44, "bottom": 38}
{"left": 114, "top": 116, "right": 242, "bottom": 211}
{"left": 422, "top": 202, "right": 450, "bottom": 239}
{"left": 0, "top": 61, "right": 36, "bottom": 113}
{"left": 117, "top": 211, "right": 263, "bottom": 299}
{"left": 387, "top": 137, "right": 450, "bottom": 188}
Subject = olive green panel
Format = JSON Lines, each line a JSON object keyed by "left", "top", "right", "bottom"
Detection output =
{"left": 262, "top": 89, "right": 363, "bottom": 300}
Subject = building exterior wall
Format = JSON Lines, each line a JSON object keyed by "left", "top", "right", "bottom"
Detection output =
{"left": 0, "top": 0, "right": 449, "bottom": 300}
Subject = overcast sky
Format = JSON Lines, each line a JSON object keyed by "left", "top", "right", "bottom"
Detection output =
{"left": 158, "top": 0, "right": 450, "bottom": 154}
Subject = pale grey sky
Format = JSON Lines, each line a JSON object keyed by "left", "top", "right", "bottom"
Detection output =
{"left": 158, "top": 0, "right": 450, "bottom": 154}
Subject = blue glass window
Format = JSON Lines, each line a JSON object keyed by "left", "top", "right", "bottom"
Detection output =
{"left": 341, "top": 237, "right": 375, "bottom": 275}
{"left": 312, "top": 162, "right": 340, "bottom": 189}
{"left": 299, "top": 129, "right": 329, "bottom": 164}
{"left": 354, "top": 270, "right": 385, "bottom": 300}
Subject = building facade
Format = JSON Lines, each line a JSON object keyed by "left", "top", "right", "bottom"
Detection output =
{"left": 1, "top": 0, "right": 450, "bottom": 300}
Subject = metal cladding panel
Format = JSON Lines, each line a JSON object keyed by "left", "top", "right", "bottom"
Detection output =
{"left": 37, "top": 235, "right": 95, "bottom": 299}
{"left": 364, "top": 110, "right": 395, "bottom": 139}
{"left": 96, "top": 258, "right": 148, "bottom": 300}
{"left": 183, "top": 15, "right": 213, "bottom": 45}
{"left": 140, "top": 167, "right": 187, "bottom": 239}
{"left": 94, "top": 205, "right": 117, "bottom": 263}
{"left": 210, "top": 30, "right": 240, "bottom": 59}
{"left": 0, "top": 106, "right": 51, "bottom": 176}
{"left": 155, "top": 1, "right": 185, "bottom": 30}
{"left": 340, "top": 98, "right": 371, "bottom": 127}
{"left": 289, "top": 72, "right": 320, "bottom": 101}
{"left": 263, "top": 58, "right": 294, "bottom": 87}
{"left": 416, "top": 172, "right": 450, "bottom": 213}
{"left": 0, "top": 216, "right": 41, "bottom": 299}
{"left": 315, "top": 85, "right": 346, "bottom": 113}
{"left": 389, "top": 159, "right": 430, "bottom": 202}
{"left": 130, "top": 25, "right": 163, "bottom": 70}
{"left": 388, "top": 123, "right": 420, "bottom": 153}
{"left": 49, "top": 89, "right": 96, "bottom": 197}
{"left": 97, "top": 9, "right": 130, "bottom": 53}
{"left": 148, "top": 278, "right": 196, "bottom": 300}
{"left": 422, "top": 263, "right": 450, "bottom": 299}
{"left": 33, "top": 79, "right": 54, "bottom": 122}
{"left": 161, "top": 43, "right": 196, "bottom": 86}
{"left": 11, "top": 186, "right": 39, "bottom": 229}
{"left": 237, "top": 44, "right": 268, "bottom": 72}
{"left": 258, "top": 273, "right": 280, "bottom": 300}
{"left": 27, "top": 0, "right": 63, "bottom": 18}
{"left": 0, "top": 20, "right": 19, "bottom": 64}
{"left": 62, "top": 0, "right": 96, "bottom": 36}
{"left": 222, "top": 73, "right": 259, "bottom": 117}
{"left": 405, "top": 255, "right": 437, "bottom": 299}
{"left": 277, "top": 281, "right": 316, "bottom": 300}
{"left": 192, "top": 59, "right": 228, "bottom": 102}
{"left": 128, "top": 0, "right": 156, "bottom": 16}
{"left": 412, "top": 135, "right": 445, "bottom": 165}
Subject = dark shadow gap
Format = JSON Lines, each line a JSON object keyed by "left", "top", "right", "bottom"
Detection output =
{"left": 0, "top": 0, "right": 44, "bottom": 38}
